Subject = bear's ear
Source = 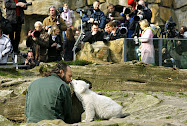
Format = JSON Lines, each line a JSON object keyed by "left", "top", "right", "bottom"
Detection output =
{"left": 79, "top": 86, "right": 87, "bottom": 94}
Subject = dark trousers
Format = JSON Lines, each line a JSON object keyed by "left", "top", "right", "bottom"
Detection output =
{"left": 9, "top": 17, "right": 22, "bottom": 53}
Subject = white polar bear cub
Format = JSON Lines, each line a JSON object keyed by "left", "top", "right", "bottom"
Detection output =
{"left": 71, "top": 79, "right": 124, "bottom": 122}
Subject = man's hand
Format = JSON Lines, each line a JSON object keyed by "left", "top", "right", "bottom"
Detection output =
{"left": 32, "top": 37, "right": 37, "bottom": 41}
{"left": 110, "top": 17, "right": 114, "bottom": 21}
{"left": 28, "top": 30, "right": 32, "bottom": 37}
{"left": 24, "top": 59, "right": 29, "bottom": 65}
{"left": 51, "top": 43, "right": 57, "bottom": 47}
{"left": 45, "top": 26, "right": 49, "bottom": 31}
{"left": 92, "top": 31, "right": 97, "bottom": 35}
{"left": 88, "top": 18, "right": 94, "bottom": 23}
{"left": 16, "top": 2, "right": 26, "bottom": 8}
{"left": 111, "top": 30, "right": 116, "bottom": 36}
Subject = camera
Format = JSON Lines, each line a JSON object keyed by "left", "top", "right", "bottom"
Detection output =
{"left": 26, "top": 2, "right": 32, "bottom": 6}
{"left": 119, "top": 27, "right": 127, "bottom": 34}
{"left": 124, "top": 8, "right": 131, "bottom": 15}
{"left": 137, "top": 4, "right": 143, "bottom": 10}
{"left": 31, "top": 30, "right": 40, "bottom": 38}
{"left": 134, "top": 14, "right": 144, "bottom": 21}
{"left": 28, "top": 58, "right": 32, "bottom": 63}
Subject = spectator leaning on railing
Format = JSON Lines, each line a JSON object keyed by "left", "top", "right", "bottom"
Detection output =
{"left": 137, "top": 19, "right": 155, "bottom": 64}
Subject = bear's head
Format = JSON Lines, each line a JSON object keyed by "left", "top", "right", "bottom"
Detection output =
{"left": 71, "top": 79, "right": 90, "bottom": 94}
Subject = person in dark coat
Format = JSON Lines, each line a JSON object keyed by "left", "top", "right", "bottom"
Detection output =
{"left": 4, "top": 0, "right": 28, "bottom": 53}
{"left": 82, "top": 0, "right": 106, "bottom": 30}
{"left": 64, "top": 27, "right": 75, "bottom": 61}
{"left": 25, "top": 62, "right": 72, "bottom": 123}
{"left": 0, "top": 8, "right": 12, "bottom": 35}
{"left": 48, "top": 26, "right": 63, "bottom": 62}
{"left": 83, "top": 23, "right": 104, "bottom": 44}
{"left": 26, "top": 21, "right": 49, "bottom": 62}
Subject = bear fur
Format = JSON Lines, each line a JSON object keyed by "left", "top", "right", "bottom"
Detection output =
{"left": 71, "top": 79, "right": 124, "bottom": 122}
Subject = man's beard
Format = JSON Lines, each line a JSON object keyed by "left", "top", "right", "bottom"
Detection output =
{"left": 62, "top": 76, "right": 70, "bottom": 84}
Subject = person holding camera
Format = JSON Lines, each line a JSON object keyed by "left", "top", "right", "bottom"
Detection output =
{"left": 43, "top": 6, "right": 67, "bottom": 36}
{"left": 82, "top": 23, "right": 104, "bottom": 44}
{"left": 82, "top": 0, "right": 106, "bottom": 30}
{"left": 47, "top": 26, "right": 63, "bottom": 62}
{"left": 105, "top": 4, "right": 124, "bottom": 24}
{"left": 104, "top": 21, "right": 124, "bottom": 41}
{"left": 26, "top": 21, "right": 49, "bottom": 62}
{"left": 24, "top": 51, "right": 39, "bottom": 69}
{"left": 4, "top": 0, "right": 29, "bottom": 54}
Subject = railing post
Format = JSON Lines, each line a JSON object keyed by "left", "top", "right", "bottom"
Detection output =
{"left": 158, "top": 39, "right": 163, "bottom": 66}
{"left": 124, "top": 38, "right": 127, "bottom": 62}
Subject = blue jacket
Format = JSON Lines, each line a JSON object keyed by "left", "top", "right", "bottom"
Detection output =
{"left": 82, "top": 9, "right": 106, "bottom": 29}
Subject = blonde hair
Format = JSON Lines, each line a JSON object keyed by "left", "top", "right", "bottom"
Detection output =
{"left": 139, "top": 19, "right": 149, "bottom": 29}
{"left": 50, "top": 26, "right": 60, "bottom": 35}
{"left": 63, "top": 3, "right": 68, "bottom": 7}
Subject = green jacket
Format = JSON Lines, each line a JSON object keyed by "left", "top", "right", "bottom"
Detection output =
{"left": 25, "top": 73, "right": 72, "bottom": 123}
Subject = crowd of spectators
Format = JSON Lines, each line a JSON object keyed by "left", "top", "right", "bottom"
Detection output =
{"left": 0, "top": 0, "right": 186, "bottom": 67}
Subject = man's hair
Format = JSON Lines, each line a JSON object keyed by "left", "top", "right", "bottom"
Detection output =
{"left": 91, "top": 23, "right": 99, "bottom": 27}
{"left": 48, "top": 5, "right": 57, "bottom": 13}
{"left": 107, "top": 21, "right": 117, "bottom": 27}
{"left": 181, "top": 26, "right": 187, "bottom": 32}
{"left": 34, "top": 21, "right": 43, "bottom": 27}
{"left": 107, "top": 4, "right": 114, "bottom": 9}
{"left": 44, "top": 62, "right": 69, "bottom": 77}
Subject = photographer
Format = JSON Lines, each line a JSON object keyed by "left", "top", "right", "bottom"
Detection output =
{"left": 24, "top": 51, "right": 39, "bottom": 69}
{"left": 104, "top": 21, "right": 125, "bottom": 42}
{"left": 26, "top": 21, "right": 49, "bottom": 62}
{"left": 82, "top": 23, "right": 104, "bottom": 44}
{"left": 105, "top": 4, "right": 123, "bottom": 24}
{"left": 43, "top": 6, "right": 67, "bottom": 36}
{"left": 82, "top": 0, "right": 106, "bottom": 30}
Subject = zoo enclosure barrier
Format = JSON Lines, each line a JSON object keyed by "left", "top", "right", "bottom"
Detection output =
{"left": 123, "top": 38, "right": 187, "bottom": 69}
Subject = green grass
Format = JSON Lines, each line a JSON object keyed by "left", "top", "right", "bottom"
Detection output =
{"left": 184, "top": 120, "right": 187, "bottom": 123}
{"left": 58, "top": 60, "right": 92, "bottom": 66}
{"left": 0, "top": 68, "right": 20, "bottom": 78}
{"left": 178, "top": 92, "right": 187, "bottom": 98}
{"left": 162, "top": 91, "right": 176, "bottom": 96}
{"left": 165, "top": 116, "right": 172, "bottom": 119}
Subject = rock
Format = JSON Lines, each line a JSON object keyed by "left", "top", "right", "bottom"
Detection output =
{"left": 123, "top": 93, "right": 161, "bottom": 113}
{"left": 76, "top": 39, "right": 124, "bottom": 63}
{"left": 162, "top": 0, "right": 175, "bottom": 7}
{"left": 75, "top": 41, "right": 110, "bottom": 63}
{"left": 174, "top": 0, "right": 187, "bottom": 9}
{"left": 0, "top": 115, "right": 15, "bottom": 126}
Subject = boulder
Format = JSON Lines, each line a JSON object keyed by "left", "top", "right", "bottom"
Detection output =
{"left": 161, "top": 0, "right": 175, "bottom": 7}
{"left": 174, "top": 0, "right": 187, "bottom": 9}
{"left": 76, "top": 39, "right": 124, "bottom": 63}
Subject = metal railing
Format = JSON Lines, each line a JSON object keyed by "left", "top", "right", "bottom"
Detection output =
{"left": 123, "top": 38, "right": 187, "bottom": 69}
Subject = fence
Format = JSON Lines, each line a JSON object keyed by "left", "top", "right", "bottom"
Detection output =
{"left": 123, "top": 38, "right": 187, "bottom": 69}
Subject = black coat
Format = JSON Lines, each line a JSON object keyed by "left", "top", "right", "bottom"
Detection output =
{"left": 4, "top": 0, "right": 27, "bottom": 24}
{"left": 83, "top": 31, "right": 104, "bottom": 44}
{"left": 64, "top": 38, "right": 75, "bottom": 61}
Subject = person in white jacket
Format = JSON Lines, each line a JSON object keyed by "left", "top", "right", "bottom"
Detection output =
{"left": 0, "top": 25, "right": 12, "bottom": 64}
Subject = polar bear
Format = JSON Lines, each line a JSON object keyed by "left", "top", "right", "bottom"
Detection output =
{"left": 71, "top": 79, "right": 127, "bottom": 122}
